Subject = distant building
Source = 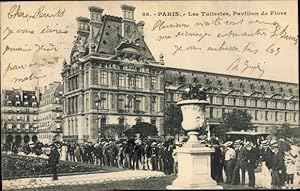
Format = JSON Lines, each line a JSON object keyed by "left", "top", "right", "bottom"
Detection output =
{"left": 61, "top": 5, "right": 165, "bottom": 143}
{"left": 165, "top": 68, "right": 299, "bottom": 135}
{"left": 1, "top": 88, "right": 40, "bottom": 145}
{"left": 38, "top": 82, "right": 63, "bottom": 144}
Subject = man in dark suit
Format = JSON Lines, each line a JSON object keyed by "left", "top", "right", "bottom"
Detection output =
{"left": 48, "top": 143, "right": 60, "bottom": 181}
{"left": 271, "top": 142, "right": 286, "bottom": 189}
{"left": 231, "top": 140, "right": 246, "bottom": 185}
{"left": 244, "top": 141, "right": 257, "bottom": 188}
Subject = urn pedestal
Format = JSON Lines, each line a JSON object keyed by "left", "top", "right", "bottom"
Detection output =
{"left": 167, "top": 99, "right": 222, "bottom": 190}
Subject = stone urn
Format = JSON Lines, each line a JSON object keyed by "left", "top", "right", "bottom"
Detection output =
{"left": 177, "top": 99, "right": 208, "bottom": 146}
{"left": 167, "top": 98, "right": 222, "bottom": 190}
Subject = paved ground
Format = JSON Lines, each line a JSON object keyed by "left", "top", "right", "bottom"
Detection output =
{"left": 3, "top": 170, "right": 166, "bottom": 190}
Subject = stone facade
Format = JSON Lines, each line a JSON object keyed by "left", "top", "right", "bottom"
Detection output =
{"left": 62, "top": 5, "right": 299, "bottom": 143}
{"left": 1, "top": 88, "right": 40, "bottom": 145}
{"left": 62, "top": 5, "right": 165, "bottom": 143}
{"left": 38, "top": 82, "right": 63, "bottom": 144}
{"left": 165, "top": 67, "right": 299, "bottom": 135}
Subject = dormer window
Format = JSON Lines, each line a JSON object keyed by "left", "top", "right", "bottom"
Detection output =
{"left": 205, "top": 79, "right": 211, "bottom": 85}
{"left": 229, "top": 81, "right": 234, "bottom": 87}
{"left": 55, "top": 97, "right": 60, "bottom": 103}
{"left": 16, "top": 95, "right": 20, "bottom": 100}
{"left": 250, "top": 84, "right": 255, "bottom": 89}
{"left": 7, "top": 100, "right": 12, "bottom": 105}
{"left": 32, "top": 102, "right": 37, "bottom": 107}
{"left": 24, "top": 101, "right": 29, "bottom": 106}
{"left": 217, "top": 80, "right": 223, "bottom": 86}
{"left": 59, "top": 91, "right": 63, "bottom": 95}
{"left": 24, "top": 95, "right": 28, "bottom": 99}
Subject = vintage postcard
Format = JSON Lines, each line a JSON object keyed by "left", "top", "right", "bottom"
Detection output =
{"left": 1, "top": 0, "right": 299, "bottom": 190}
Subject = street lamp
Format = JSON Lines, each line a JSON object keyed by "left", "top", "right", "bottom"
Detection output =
{"left": 95, "top": 96, "right": 101, "bottom": 141}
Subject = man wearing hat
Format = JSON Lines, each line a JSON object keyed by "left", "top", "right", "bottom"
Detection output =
{"left": 231, "top": 139, "right": 246, "bottom": 185}
{"left": 243, "top": 141, "right": 257, "bottom": 188}
{"left": 271, "top": 141, "right": 286, "bottom": 189}
{"left": 48, "top": 142, "right": 60, "bottom": 181}
{"left": 223, "top": 141, "right": 236, "bottom": 184}
{"left": 260, "top": 139, "right": 273, "bottom": 188}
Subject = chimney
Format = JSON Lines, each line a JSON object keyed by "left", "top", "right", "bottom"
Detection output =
{"left": 137, "top": 21, "right": 145, "bottom": 37}
{"left": 121, "top": 4, "right": 136, "bottom": 21}
{"left": 88, "top": 6, "right": 103, "bottom": 23}
{"left": 76, "top": 16, "right": 90, "bottom": 34}
{"left": 88, "top": 6, "right": 103, "bottom": 53}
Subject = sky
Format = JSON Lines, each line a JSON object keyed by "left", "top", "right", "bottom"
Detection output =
{"left": 1, "top": 0, "right": 298, "bottom": 90}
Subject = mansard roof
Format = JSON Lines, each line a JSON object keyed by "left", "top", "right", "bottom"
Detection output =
{"left": 70, "top": 6, "right": 155, "bottom": 64}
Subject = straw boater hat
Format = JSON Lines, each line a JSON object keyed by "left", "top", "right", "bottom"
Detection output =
{"left": 151, "top": 142, "right": 157, "bottom": 146}
{"left": 244, "top": 141, "right": 252, "bottom": 147}
{"left": 234, "top": 139, "right": 242, "bottom": 145}
{"left": 223, "top": 141, "right": 233, "bottom": 147}
{"left": 261, "top": 140, "right": 269, "bottom": 145}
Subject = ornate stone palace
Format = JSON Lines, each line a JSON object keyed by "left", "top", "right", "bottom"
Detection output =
{"left": 165, "top": 68, "right": 299, "bottom": 136}
{"left": 1, "top": 88, "right": 40, "bottom": 145}
{"left": 61, "top": 5, "right": 299, "bottom": 143}
{"left": 61, "top": 5, "right": 165, "bottom": 143}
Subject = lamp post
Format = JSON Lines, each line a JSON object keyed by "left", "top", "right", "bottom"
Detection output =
{"left": 95, "top": 97, "right": 101, "bottom": 142}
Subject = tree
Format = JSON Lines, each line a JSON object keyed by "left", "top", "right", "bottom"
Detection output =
{"left": 274, "top": 123, "right": 300, "bottom": 139}
{"left": 222, "top": 109, "right": 253, "bottom": 132}
{"left": 102, "top": 124, "right": 125, "bottom": 140}
{"left": 124, "top": 122, "right": 158, "bottom": 138}
{"left": 164, "top": 103, "right": 183, "bottom": 136}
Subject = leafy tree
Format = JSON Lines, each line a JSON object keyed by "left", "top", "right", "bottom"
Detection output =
{"left": 102, "top": 124, "right": 125, "bottom": 140}
{"left": 274, "top": 123, "right": 300, "bottom": 139}
{"left": 164, "top": 103, "right": 183, "bottom": 136}
{"left": 124, "top": 122, "right": 158, "bottom": 138}
{"left": 222, "top": 109, "right": 253, "bottom": 132}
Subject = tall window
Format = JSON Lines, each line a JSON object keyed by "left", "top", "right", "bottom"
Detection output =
{"left": 151, "top": 96, "right": 157, "bottom": 112}
{"left": 100, "top": 71, "right": 108, "bottom": 85}
{"left": 118, "top": 73, "right": 125, "bottom": 87}
{"left": 100, "top": 92, "right": 107, "bottom": 109}
{"left": 136, "top": 75, "right": 142, "bottom": 88}
{"left": 151, "top": 77, "right": 156, "bottom": 89}
{"left": 118, "top": 95, "right": 125, "bottom": 111}
{"left": 227, "top": 97, "right": 233, "bottom": 105}
{"left": 265, "top": 111, "right": 268, "bottom": 121}
{"left": 128, "top": 75, "right": 135, "bottom": 87}
{"left": 135, "top": 96, "right": 141, "bottom": 112}
{"left": 100, "top": 118, "right": 106, "bottom": 129}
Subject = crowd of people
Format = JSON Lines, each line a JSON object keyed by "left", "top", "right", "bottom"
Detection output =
{"left": 2, "top": 136, "right": 299, "bottom": 189}
{"left": 210, "top": 137, "right": 299, "bottom": 189}
{"left": 57, "top": 138, "right": 177, "bottom": 175}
